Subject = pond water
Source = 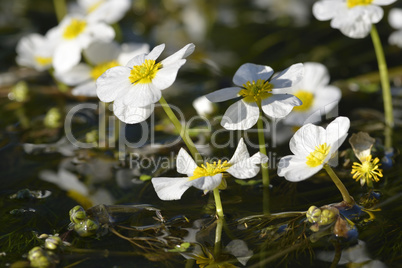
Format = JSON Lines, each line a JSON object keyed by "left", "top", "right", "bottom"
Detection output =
{"left": 1, "top": 1, "right": 402, "bottom": 267}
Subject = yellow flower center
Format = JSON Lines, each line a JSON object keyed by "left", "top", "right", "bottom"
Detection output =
{"left": 306, "top": 143, "right": 331, "bottom": 167}
{"left": 88, "top": 0, "right": 104, "bottom": 13}
{"left": 128, "top": 59, "right": 162, "bottom": 84}
{"left": 351, "top": 155, "right": 383, "bottom": 186}
{"left": 63, "top": 19, "right": 87, "bottom": 40}
{"left": 238, "top": 79, "right": 273, "bottom": 104}
{"left": 189, "top": 160, "right": 231, "bottom": 181}
{"left": 90, "top": 60, "right": 119, "bottom": 80}
{"left": 347, "top": 0, "right": 373, "bottom": 8}
{"left": 35, "top": 56, "right": 52, "bottom": 66}
{"left": 293, "top": 90, "right": 314, "bottom": 112}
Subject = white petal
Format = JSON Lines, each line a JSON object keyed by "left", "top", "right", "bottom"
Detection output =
{"left": 228, "top": 138, "right": 250, "bottom": 165}
{"left": 289, "top": 123, "right": 326, "bottom": 157}
{"left": 227, "top": 152, "right": 268, "bottom": 179}
{"left": 87, "top": 22, "right": 115, "bottom": 43}
{"left": 261, "top": 94, "right": 302, "bottom": 118}
{"left": 277, "top": 155, "right": 322, "bottom": 182}
{"left": 372, "top": 0, "right": 397, "bottom": 6}
{"left": 313, "top": 0, "right": 344, "bottom": 21}
{"left": 53, "top": 42, "right": 82, "bottom": 72}
{"left": 151, "top": 177, "right": 192, "bottom": 200}
{"left": 71, "top": 81, "right": 97, "bottom": 96}
{"left": 190, "top": 174, "right": 222, "bottom": 191}
{"left": 113, "top": 100, "right": 153, "bottom": 124}
{"left": 123, "top": 83, "right": 161, "bottom": 107}
{"left": 125, "top": 53, "right": 146, "bottom": 68}
{"left": 84, "top": 41, "right": 120, "bottom": 65}
{"left": 161, "top": 43, "right": 195, "bottom": 66}
{"left": 299, "top": 62, "right": 330, "bottom": 91}
{"left": 389, "top": 8, "right": 402, "bottom": 29}
{"left": 325, "top": 116, "right": 350, "bottom": 150}
{"left": 205, "top": 87, "right": 241, "bottom": 102}
{"left": 55, "top": 63, "right": 91, "bottom": 85}
{"left": 365, "top": 5, "right": 384, "bottom": 24}
{"left": 233, "top": 63, "right": 273, "bottom": 86}
{"left": 39, "top": 169, "right": 88, "bottom": 195}
{"left": 87, "top": 0, "right": 131, "bottom": 24}
{"left": 271, "top": 63, "right": 304, "bottom": 90}
{"left": 336, "top": 10, "right": 374, "bottom": 38}
{"left": 146, "top": 44, "right": 166, "bottom": 61}
{"left": 152, "top": 61, "right": 186, "bottom": 90}
{"left": 176, "top": 148, "right": 197, "bottom": 176}
{"left": 96, "top": 66, "right": 131, "bottom": 102}
{"left": 221, "top": 100, "right": 259, "bottom": 130}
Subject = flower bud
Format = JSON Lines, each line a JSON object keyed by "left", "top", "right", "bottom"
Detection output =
{"left": 319, "top": 208, "right": 337, "bottom": 226}
{"left": 306, "top": 206, "right": 321, "bottom": 223}
{"left": 73, "top": 218, "right": 100, "bottom": 237}
{"left": 28, "top": 247, "right": 54, "bottom": 268}
{"left": 45, "top": 236, "right": 62, "bottom": 250}
{"left": 69, "top": 205, "right": 86, "bottom": 224}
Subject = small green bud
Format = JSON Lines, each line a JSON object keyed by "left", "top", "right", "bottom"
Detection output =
{"left": 9, "top": 81, "right": 29, "bottom": 102}
{"left": 45, "top": 236, "right": 62, "bottom": 250}
{"left": 319, "top": 208, "right": 337, "bottom": 226}
{"left": 69, "top": 206, "right": 86, "bottom": 224}
{"left": 73, "top": 218, "right": 100, "bottom": 237}
{"left": 306, "top": 206, "right": 321, "bottom": 223}
{"left": 28, "top": 247, "right": 53, "bottom": 268}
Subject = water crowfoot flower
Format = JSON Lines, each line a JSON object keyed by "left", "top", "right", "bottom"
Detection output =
{"left": 96, "top": 43, "right": 195, "bottom": 124}
{"left": 205, "top": 63, "right": 303, "bottom": 130}
{"left": 349, "top": 132, "right": 383, "bottom": 187}
{"left": 278, "top": 116, "right": 350, "bottom": 182}
{"left": 278, "top": 116, "right": 354, "bottom": 205}
{"left": 313, "top": 0, "right": 397, "bottom": 39}
{"left": 151, "top": 138, "right": 268, "bottom": 201}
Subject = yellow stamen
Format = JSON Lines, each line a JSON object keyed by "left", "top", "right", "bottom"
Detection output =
{"left": 34, "top": 56, "right": 52, "bottom": 66}
{"left": 90, "top": 60, "right": 119, "bottom": 80}
{"left": 347, "top": 0, "right": 373, "bottom": 8}
{"left": 189, "top": 160, "right": 231, "bottom": 181}
{"left": 306, "top": 143, "right": 331, "bottom": 167}
{"left": 293, "top": 90, "right": 314, "bottom": 112}
{"left": 351, "top": 155, "right": 383, "bottom": 186}
{"left": 63, "top": 19, "right": 87, "bottom": 40}
{"left": 128, "top": 59, "right": 162, "bottom": 84}
{"left": 238, "top": 79, "right": 273, "bottom": 105}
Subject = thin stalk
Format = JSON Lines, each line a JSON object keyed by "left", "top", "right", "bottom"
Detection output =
{"left": 370, "top": 25, "right": 394, "bottom": 128}
{"left": 214, "top": 218, "right": 223, "bottom": 257}
{"left": 257, "top": 112, "right": 270, "bottom": 215}
{"left": 53, "top": 0, "right": 67, "bottom": 22}
{"left": 99, "top": 102, "right": 107, "bottom": 148}
{"left": 159, "top": 95, "right": 202, "bottom": 164}
{"left": 213, "top": 188, "right": 224, "bottom": 218}
{"left": 323, "top": 165, "right": 354, "bottom": 206}
{"left": 257, "top": 112, "right": 269, "bottom": 186}
{"left": 159, "top": 95, "right": 225, "bottom": 218}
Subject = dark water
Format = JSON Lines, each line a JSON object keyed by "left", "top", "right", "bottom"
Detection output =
{"left": 1, "top": 1, "right": 402, "bottom": 267}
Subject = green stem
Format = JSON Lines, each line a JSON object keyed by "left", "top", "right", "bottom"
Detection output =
{"left": 159, "top": 95, "right": 225, "bottom": 218}
{"left": 53, "top": 0, "right": 67, "bottom": 22}
{"left": 159, "top": 95, "right": 202, "bottom": 164}
{"left": 370, "top": 25, "right": 394, "bottom": 128}
{"left": 257, "top": 111, "right": 269, "bottom": 186}
{"left": 257, "top": 112, "right": 270, "bottom": 215}
{"left": 213, "top": 188, "right": 224, "bottom": 218}
{"left": 323, "top": 165, "right": 354, "bottom": 206}
{"left": 214, "top": 218, "right": 223, "bottom": 257}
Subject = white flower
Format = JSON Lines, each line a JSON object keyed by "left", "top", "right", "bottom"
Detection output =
{"left": 55, "top": 41, "right": 149, "bottom": 96}
{"left": 313, "top": 0, "right": 397, "bottom": 39}
{"left": 151, "top": 138, "right": 268, "bottom": 200}
{"left": 48, "top": 15, "right": 115, "bottom": 72}
{"left": 277, "top": 116, "right": 350, "bottom": 182}
{"left": 281, "top": 62, "right": 342, "bottom": 126}
{"left": 205, "top": 63, "right": 303, "bottom": 130}
{"left": 16, "top": 33, "right": 57, "bottom": 71}
{"left": 96, "top": 43, "right": 195, "bottom": 124}
{"left": 389, "top": 8, "right": 402, "bottom": 47}
{"left": 70, "top": 0, "right": 131, "bottom": 24}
